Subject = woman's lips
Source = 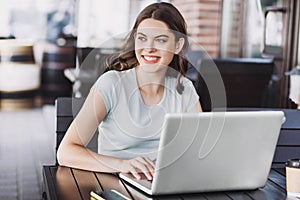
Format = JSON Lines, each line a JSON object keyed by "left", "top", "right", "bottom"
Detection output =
{"left": 142, "top": 55, "right": 161, "bottom": 64}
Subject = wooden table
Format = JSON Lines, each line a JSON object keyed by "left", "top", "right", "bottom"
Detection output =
{"left": 42, "top": 165, "right": 287, "bottom": 200}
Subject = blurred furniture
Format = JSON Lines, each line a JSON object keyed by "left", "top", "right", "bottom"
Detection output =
{"left": 64, "top": 48, "right": 113, "bottom": 98}
{"left": 195, "top": 58, "right": 276, "bottom": 111}
{"left": 55, "top": 97, "right": 98, "bottom": 164}
{"left": 41, "top": 44, "right": 76, "bottom": 104}
{"left": 0, "top": 39, "right": 40, "bottom": 110}
{"left": 42, "top": 165, "right": 286, "bottom": 200}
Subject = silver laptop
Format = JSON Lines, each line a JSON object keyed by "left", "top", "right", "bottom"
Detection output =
{"left": 119, "top": 111, "right": 285, "bottom": 195}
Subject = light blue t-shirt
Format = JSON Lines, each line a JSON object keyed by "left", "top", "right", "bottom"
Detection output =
{"left": 92, "top": 68, "right": 199, "bottom": 160}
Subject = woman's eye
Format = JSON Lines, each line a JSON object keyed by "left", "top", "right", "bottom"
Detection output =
{"left": 156, "top": 38, "right": 167, "bottom": 43}
{"left": 137, "top": 36, "right": 146, "bottom": 42}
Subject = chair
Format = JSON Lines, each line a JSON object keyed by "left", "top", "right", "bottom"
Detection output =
{"left": 273, "top": 109, "right": 300, "bottom": 167}
{"left": 55, "top": 98, "right": 300, "bottom": 168}
{"left": 229, "top": 107, "right": 300, "bottom": 168}
{"left": 194, "top": 58, "right": 276, "bottom": 111}
{"left": 185, "top": 50, "right": 205, "bottom": 82}
{"left": 55, "top": 97, "right": 98, "bottom": 163}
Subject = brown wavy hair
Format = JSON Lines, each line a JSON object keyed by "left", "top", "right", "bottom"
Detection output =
{"left": 105, "top": 2, "right": 189, "bottom": 94}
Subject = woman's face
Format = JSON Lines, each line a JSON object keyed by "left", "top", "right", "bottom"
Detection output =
{"left": 134, "top": 18, "right": 183, "bottom": 72}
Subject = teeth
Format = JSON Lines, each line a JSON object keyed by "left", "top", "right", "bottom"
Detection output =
{"left": 144, "top": 56, "right": 158, "bottom": 61}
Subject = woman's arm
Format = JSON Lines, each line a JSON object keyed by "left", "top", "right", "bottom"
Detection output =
{"left": 57, "top": 89, "right": 155, "bottom": 180}
{"left": 197, "top": 101, "right": 203, "bottom": 112}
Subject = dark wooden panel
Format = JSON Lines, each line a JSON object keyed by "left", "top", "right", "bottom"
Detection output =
{"left": 281, "top": 109, "right": 300, "bottom": 129}
{"left": 277, "top": 129, "right": 300, "bottom": 145}
{"left": 56, "top": 97, "right": 85, "bottom": 117}
{"left": 56, "top": 133, "right": 65, "bottom": 150}
{"left": 56, "top": 130, "right": 98, "bottom": 151}
{"left": 55, "top": 97, "right": 98, "bottom": 155}
{"left": 56, "top": 131, "right": 98, "bottom": 153}
{"left": 56, "top": 116, "right": 73, "bottom": 132}
{"left": 273, "top": 146, "right": 300, "bottom": 162}
{"left": 272, "top": 163, "right": 286, "bottom": 168}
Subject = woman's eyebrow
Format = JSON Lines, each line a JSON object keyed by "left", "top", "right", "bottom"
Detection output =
{"left": 154, "top": 34, "right": 169, "bottom": 39}
{"left": 136, "top": 32, "right": 169, "bottom": 39}
{"left": 136, "top": 32, "right": 147, "bottom": 37}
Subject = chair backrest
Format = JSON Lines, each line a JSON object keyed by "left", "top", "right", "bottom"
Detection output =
{"left": 186, "top": 50, "right": 205, "bottom": 82}
{"left": 273, "top": 109, "right": 300, "bottom": 167}
{"left": 55, "top": 97, "right": 98, "bottom": 154}
{"left": 228, "top": 107, "right": 300, "bottom": 168}
{"left": 55, "top": 97, "right": 299, "bottom": 168}
{"left": 195, "top": 58, "right": 276, "bottom": 111}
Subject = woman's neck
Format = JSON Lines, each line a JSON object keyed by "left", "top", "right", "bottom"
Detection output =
{"left": 135, "top": 66, "right": 166, "bottom": 93}
{"left": 135, "top": 66, "right": 166, "bottom": 105}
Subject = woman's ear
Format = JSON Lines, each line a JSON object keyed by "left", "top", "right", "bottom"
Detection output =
{"left": 175, "top": 37, "right": 185, "bottom": 54}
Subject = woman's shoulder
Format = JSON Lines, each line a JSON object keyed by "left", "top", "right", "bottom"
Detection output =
{"left": 94, "top": 69, "right": 135, "bottom": 92}
{"left": 100, "top": 70, "right": 120, "bottom": 80}
{"left": 98, "top": 68, "right": 134, "bottom": 81}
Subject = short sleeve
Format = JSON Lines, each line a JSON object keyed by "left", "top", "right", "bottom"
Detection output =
{"left": 181, "top": 78, "right": 200, "bottom": 112}
{"left": 91, "top": 71, "right": 119, "bottom": 113}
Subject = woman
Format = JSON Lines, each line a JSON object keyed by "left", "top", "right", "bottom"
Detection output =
{"left": 57, "top": 2, "right": 202, "bottom": 181}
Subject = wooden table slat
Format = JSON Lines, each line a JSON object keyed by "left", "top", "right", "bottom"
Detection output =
{"left": 43, "top": 166, "right": 287, "bottom": 200}
{"left": 182, "top": 192, "right": 231, "bottom": 200}
{"left": 202, "top": 192, "right": 233, "bottom": 200}
{"left": 224, "top": 191, "right": 253, "bottom": 200}
{"left": 71, "top": 168, "right": 103, "bottom": 200}
{"left": 95, "top": 172, "right": 133, "bottom": 199}
{"left": 42, "top": 166, "right": 58, "bottom": 200}
{"left": 179, "top": 193, "right": 210, "bottom": 200}
{"left": 246, "top": 179, "right": 286, "bottom": 200}
{"left": 51, "top": 166, "right": 82, "bottom": 200}
{"left": 273, "top": 168, "right": 286, "bottom": 176}
{"left": 268, "top": 169, "right": 287, "bottom": 190}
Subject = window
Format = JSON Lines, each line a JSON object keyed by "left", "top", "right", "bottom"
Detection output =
{"left": 221, "top": 0, "right": 283, "bottom": 58}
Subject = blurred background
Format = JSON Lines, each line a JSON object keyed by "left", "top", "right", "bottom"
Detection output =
{"left": 0, "top": 0, "right": 299, "bottom": 110}
{"left": 0, "top": 0, "right": 300, "bottom": 199}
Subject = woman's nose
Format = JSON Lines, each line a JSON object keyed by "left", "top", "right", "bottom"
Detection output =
{"left": 144, "top": 40, "right": 156, "bottom": 52}
{"left": 145, "top": 47, "right": 156, "bottom": 53}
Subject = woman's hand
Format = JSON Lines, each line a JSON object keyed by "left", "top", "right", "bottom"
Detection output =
{"left": 121, "top": 157, "right": 155, "bottom": 180}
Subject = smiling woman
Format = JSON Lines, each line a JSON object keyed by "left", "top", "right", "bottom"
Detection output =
{"left": 134, "top": 19, "right": 184, "bottom": 70}
{"left": 57, "top": 2, "right": 202, "bottom": 181}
